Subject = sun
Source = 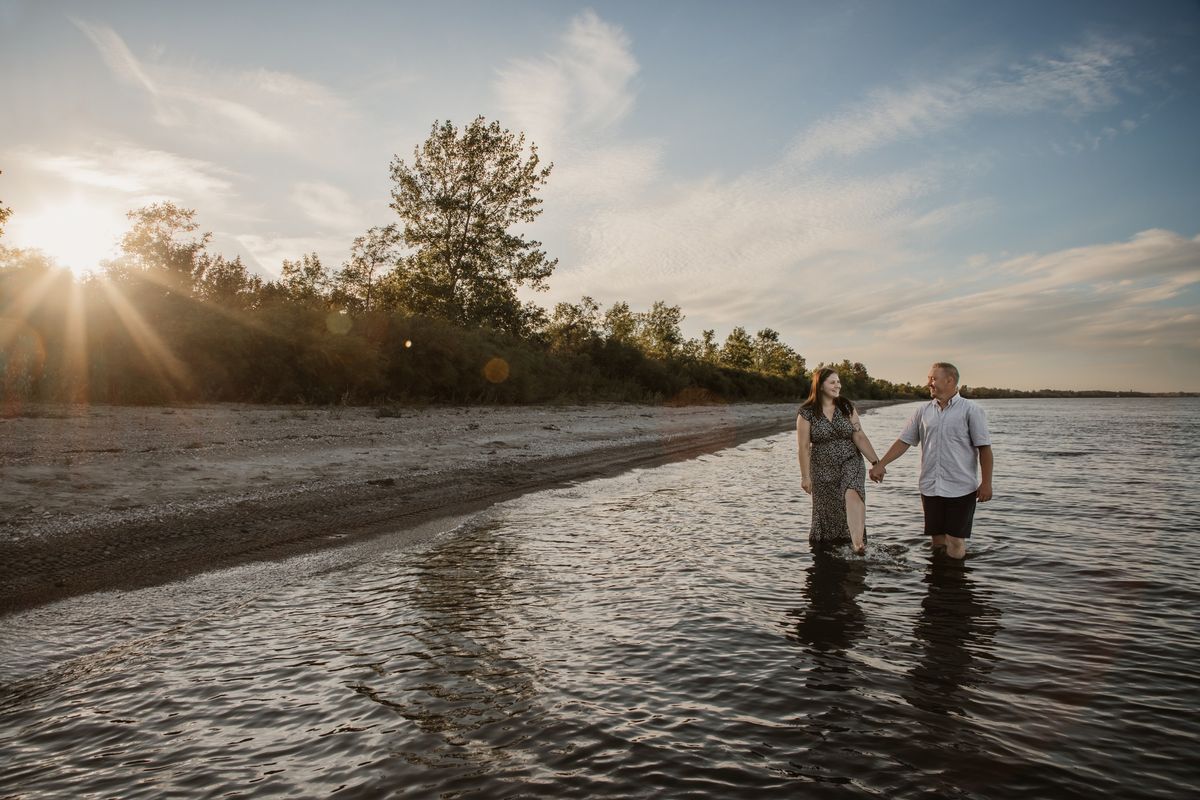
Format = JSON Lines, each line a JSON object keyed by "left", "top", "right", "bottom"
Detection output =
{"left": 9, "top": 194, "right": 127, "bottom": 275}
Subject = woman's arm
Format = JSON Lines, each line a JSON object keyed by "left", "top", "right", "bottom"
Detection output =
{"left": 850, "top": 411, "right": 881, "bottom": 465}
{"left": 796, "top": 413, "right": 813, "bottom": 494}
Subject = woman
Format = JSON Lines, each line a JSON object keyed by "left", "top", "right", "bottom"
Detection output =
{"left": 796, "top": 368, "right": 882, "bottom": 554}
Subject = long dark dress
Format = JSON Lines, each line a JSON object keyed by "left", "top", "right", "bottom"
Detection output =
{"left": 799, "top": 404, "right": 866, "bottom": 548}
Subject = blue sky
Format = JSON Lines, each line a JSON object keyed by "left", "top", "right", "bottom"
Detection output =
{"left": 2, "top": 0, "right": 1197, "bottom": 391}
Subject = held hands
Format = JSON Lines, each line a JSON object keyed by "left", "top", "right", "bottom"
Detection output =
{"left": 868, "top": 462, "right": 886, "bottom": 483}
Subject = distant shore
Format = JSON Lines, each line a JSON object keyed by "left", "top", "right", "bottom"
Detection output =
{"left": 0, "top": 400, "right": 904, "bottom": 614}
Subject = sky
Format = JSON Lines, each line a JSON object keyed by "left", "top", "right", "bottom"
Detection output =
{"left": 1, "top": 0, "right": 1198, "bottom": 392}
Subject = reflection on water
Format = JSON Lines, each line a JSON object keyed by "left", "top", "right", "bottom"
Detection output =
{"left": 906, "top": 561, "right": 1001, "bottom": 716}
{"left": 1, "top": 400, "right": 1199, "bottom": 799}
{"left": 788, "top": 555, "right": 868, "bottom": 691}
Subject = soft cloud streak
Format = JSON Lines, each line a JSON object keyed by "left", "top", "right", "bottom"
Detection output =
{"left": 72, "top": 18, "right": 347, "bottom": 149}
{"left": 23, "top": 144, "right": 237, "bottom": 201}
{"left": 235, "top": 233, "right": 350, "bottom": 278}
{"left": 289, "top": 181, "right": 365, "bottom": 234}
{"left": 789, "top": 36, "right": 1138, "bottom": 166}
{"left": 880, "top": 230, "right": 1200, "bottom": 353}
{"left": 495, "top": 9, "right": 638, "bottom": 151}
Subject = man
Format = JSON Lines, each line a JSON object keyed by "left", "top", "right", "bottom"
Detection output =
{"left": 869, "top": 363, "right": 993, "bottom": 560}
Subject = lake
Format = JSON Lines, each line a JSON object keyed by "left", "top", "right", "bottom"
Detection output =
{"left": 1, "top": 398, "right": 1197, "bottom": 798}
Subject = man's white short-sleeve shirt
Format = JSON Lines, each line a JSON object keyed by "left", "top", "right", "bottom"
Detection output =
{"left": 899, "top": 394, "right": 991, "bottom": 497}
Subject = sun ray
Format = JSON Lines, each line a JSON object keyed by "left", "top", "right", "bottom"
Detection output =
{"left": 62, "top": 279, "right": 90, "bottom": 404}
{"left": 0, "top": 266, "right": 67, "bottom": 411}
{"left": 0, "top": 263, "right": 66, "bottom": 345}
{"left": 96, "top": 279, "right": 194, "bottom": 396}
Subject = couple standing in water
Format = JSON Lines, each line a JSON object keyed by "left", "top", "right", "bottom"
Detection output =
{"left": 796, "top": 362, "right": 993, "bottom": 559}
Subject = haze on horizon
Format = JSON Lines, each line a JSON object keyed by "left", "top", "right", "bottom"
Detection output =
{"left": 2, "top": 0, "right": 1197, "bottom": 393}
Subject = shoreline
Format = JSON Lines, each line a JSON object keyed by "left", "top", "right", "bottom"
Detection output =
{"left": 0, "top": 400, "right": 904, "bottom": 615}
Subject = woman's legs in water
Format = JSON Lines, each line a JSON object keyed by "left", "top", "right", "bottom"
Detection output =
{"left": 845, "top": 488, "right": 866, "bottom": 554}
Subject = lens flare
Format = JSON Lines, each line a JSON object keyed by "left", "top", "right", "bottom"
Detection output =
{"left": 325, "top": 311, "right": 352, "bottom": 335}
{"left": 483, "top": 357, "right": 510, "bottom": 384}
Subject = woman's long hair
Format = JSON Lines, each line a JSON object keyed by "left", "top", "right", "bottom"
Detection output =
{"left": 801, "top": 367, "right": 855, "bottom": 417}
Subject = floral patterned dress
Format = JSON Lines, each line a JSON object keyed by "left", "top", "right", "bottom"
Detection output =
{"left": 799, "top": 404, "right": 866, "bottom": 548}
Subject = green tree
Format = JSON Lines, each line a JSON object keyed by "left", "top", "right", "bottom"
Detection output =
{"left": 637, "top": 300, "right": 684, "bottom": 360}
{"left": 720, "top": 326, "right": 754, "bottom": 369}
{"left": 335, "top": 224, "right": 401, "bottom": 312}
{"left": 107, "top": 202, "right": 211, "bottom": 296}
{"left": 277, "top": 252, "right": 330, "bottom": 308}
{"left": 700, "top": 329, "right": 720, "bottom": 363}
{"left": 753, "top": 328, "right": 801, "bottom": 376}
{"left": 388, "top": 116, "right": 556, "bottom": 333}
{"left": 546, "top": 295, "right": 601, "bottom": 352}
{"left": 603, "top": 301, "right": 637, "bottom": 344}
{"left": 196, "top": 254, "right": 260, "bottom": 309}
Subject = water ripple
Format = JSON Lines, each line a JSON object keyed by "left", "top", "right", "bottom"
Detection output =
{"left": 1, "top": 399, "right": 1198, "bottom": 798}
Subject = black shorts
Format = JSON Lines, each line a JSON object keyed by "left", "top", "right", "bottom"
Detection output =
{"left": 921, "top": 492, "right": 977, "bottom": 539}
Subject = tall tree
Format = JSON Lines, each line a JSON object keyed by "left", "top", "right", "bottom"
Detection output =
{"left": 700, "top": 329, "right": 720, "bottom": 363}
{"left": 196, "top": 254, "right": 260, "bottom": 309}
{"left": 546, "top": 295, "right": 602, "bottom": 352}
{"left": 753, "top": 327, "right": 802, "bottom": 376}
{"left": 720, "top": 326, "right": 755, "bottom": 369}
{"left": 637, "top": 301, "right": 684, "bottom": 360}
{"left": 388, "top": 117, "right": 556, "bottom": 333}
{"left": 335, "top": 225, "right": 401, "bottom": 312}
{"left": 107, "top": 202, "right": 210, "bottom": 296}
{"left": 277, "top": 252, "right": 330, "bottom": 308}
{"left": 603, "top": 301, "right": 637, "bottom": 344}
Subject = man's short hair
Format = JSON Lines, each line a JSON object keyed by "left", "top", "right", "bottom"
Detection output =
{"left": 932, "top": 362, "right": 959, "bottom": 384}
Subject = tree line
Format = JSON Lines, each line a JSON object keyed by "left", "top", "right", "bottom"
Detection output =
{"left": 0, "top": 119, "right": 926, "bottom": 408}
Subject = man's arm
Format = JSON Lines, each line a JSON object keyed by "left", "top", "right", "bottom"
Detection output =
{"left": 977, "top": 445, "right": 993, "bottom": 502}
{"left": 869, "top": 439, "right": 910, "bottom": 481}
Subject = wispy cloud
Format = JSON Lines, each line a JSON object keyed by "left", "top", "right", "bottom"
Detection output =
{"left": 551, "top": 154, "right": 958, "bottom": 320}
{"left": 881, "top": 229, "right": 1200, "bottom": 352}
{"left": 22, "top": 144, "right": 237, "bottom": 200}
{"left": 493, "top": 9, "right": 656, "bottom": 216}
{"left": 72, "top": 16, "right": 158, "bottom": 95}
{"left": 495, "top": 9, "right": 638, "bottom": 151}
{"left": 788, "top": 36, "right": 1138, "bottom": 166}
{"left": 289, "top": 181, "right": 365, "bottom": 234}
{"left": 235, "top": 233, "right": 350, "bottom": 277}
{"left": 1004, "top": 228, "right": 1200, "bottom": 287}
{"left": 71, "top": 18, "right": 348, "bottom": 149}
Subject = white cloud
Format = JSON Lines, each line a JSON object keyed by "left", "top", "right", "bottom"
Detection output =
{"left": 22, "top": 144, "right": 237, "bottom": 201}
{"left": 878, "top": 229, "right": 1200, "bottom": 353}
{"left": 289, "top": 181, "right": 365, "bottom": 234}
{"left": 553, "top": 160, "right": 948, "bottom": 313}
{"left": 495, "top": 9, "right": 638, "bottom": 152}
{"left": 72, "top": 18, "right": 349, "bottom": 150}
{"left": 545, "top": 141, "right": 663, "bottom": 207}
{"left": 998, "top": 228, "right": 1200, "bottom": 287}
{"left": 235, "top": 233, "right": 349, "bottom": 278}
{"left": 493, "top": 9, "right": 655, "bottom": 216}
{"left": 72, "top": 17, "right": 158, "bottom": 95}
{"left": 788, "top": 36, "right": 1137, "bottom": 166}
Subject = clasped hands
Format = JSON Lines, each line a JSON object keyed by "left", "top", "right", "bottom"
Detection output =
{"left": 868, "top": 462, "right": 886, "bottom": 483}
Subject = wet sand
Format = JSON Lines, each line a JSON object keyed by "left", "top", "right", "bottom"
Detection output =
{"left": 0, "top": 400, "right": 897, "bottom": 614}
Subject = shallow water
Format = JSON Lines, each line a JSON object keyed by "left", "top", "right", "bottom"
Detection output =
{"left": 2, "top": 399, "right": 1197, "bottom": 798}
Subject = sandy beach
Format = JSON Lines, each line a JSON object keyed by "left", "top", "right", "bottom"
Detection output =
{"left": 0, "top": 400, "right": 897, "bottom": 614}
{"left": 0, "top": 402, "right": 804, "bottom": 613}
